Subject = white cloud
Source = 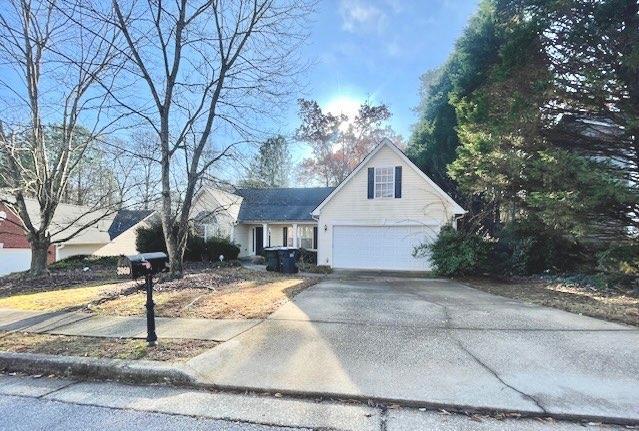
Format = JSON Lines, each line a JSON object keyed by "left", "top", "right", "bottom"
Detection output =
{"left": 339, "top": 0, "right": 387, "bottom": 34}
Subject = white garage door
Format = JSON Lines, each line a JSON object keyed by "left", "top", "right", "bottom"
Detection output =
{"left": 332, "top": 225, "right": 436, "bottom": 271}
{"left": 0, "top": 248, "right": 31, "bottom": 276}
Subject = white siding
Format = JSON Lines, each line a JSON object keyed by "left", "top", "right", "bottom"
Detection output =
{"left": 234, "top": 224, "right": 251, "bottom": 257}
{"left": 316, "top": 145, "right": 456, "bottom": 268}
{"left": 191, "top": 189, "right": 242, "bottom": 239}
{"left": 268, "top": 225, "right": 285, "bottom": 248}
{"left": 94, "top": 219, "right": 150, "bottom": 257}
{"left": 56, "top": 244, "right": 103, "bottom": 261}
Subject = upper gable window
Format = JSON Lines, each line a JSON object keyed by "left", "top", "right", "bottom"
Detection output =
{"left": 374, "top": 167, "right": 394, "bottom": 198}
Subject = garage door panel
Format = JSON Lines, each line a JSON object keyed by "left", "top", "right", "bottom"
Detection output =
{"left": 0, "top": 249, "right": 31, "bottom": 276}
{"left": 332, "top": 225, "right": 436, "bottom": 271}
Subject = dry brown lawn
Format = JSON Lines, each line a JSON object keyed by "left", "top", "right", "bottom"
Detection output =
{"left": 0, "top": 266, "right": 319, "bottom": 319}
{"left": 0, "top": 282, "right": 135, "bottom": 312}
{"left": 464, "top": 278, "right": 639, "bottom": 327}
{"left": 93, "top": 272, "right": 318, "bottom": 319}
{"left": 0, "top": 332, "right": 215, "bottom": 361}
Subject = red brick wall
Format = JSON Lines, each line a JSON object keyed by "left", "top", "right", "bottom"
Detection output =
{"left": 0, "top": 203, "right": 57, "bottom": 263}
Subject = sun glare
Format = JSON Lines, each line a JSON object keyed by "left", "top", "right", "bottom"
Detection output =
{"left": 323, "top": 95, "right": 361, "bottom": 120}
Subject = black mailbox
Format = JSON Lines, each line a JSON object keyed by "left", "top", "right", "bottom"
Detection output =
{"left": 117, "top": 252, "right": 169, "bottom": 279}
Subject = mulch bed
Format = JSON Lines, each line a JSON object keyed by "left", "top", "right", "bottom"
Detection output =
{"left": 155, "top": 266, "right": 292, "bottom": 291}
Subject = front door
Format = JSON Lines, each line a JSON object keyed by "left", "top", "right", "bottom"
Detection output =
{"left": 255, "top": 226, "right": 264, "bottom": 255}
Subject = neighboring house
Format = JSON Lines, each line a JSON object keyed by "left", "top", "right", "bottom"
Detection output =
{"left": 94, "top": 209, "right": 155, "bottom": 257}
{"left": 191, "top": 187, "right": 242, "bottom": 240}
{"left": 0, "top": 200, "right": 153, "bottom": 275}
{"left": 193, "top": 139, "right": 465, "bottom": 271}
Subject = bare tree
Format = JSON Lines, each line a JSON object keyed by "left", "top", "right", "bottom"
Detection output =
{"left": 0, "top": 0, "right": 123, "bottom": 276}
{"left": 97, "top": 0, "right": 312, "bottom": 275}
{"left": 295, "top": 99, "right": 404, "bottom": 186}
{"left": 128, "top": 131, "right": 161, "bottom": 210}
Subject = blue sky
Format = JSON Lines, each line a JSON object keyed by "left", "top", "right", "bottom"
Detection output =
{"left": 289, "top": 0, "right": 480, "bottom": 141}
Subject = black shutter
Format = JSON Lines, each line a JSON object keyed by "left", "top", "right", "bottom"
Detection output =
{"left": 283, "top": 227, "right": 288, "bottom": 246}
{"left": 367, "top": 167, "right": 374, "bottom": 199}
{"left": 395, "top": 166, "right": 402, "bottom": 198}
{"left": 313, "top": 226, "right": 318, "bottom": 250}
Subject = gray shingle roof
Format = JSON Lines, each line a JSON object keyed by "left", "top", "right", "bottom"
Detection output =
{"left": 235, "top": 187, "right": 334, "bottom": 222}
{"left": 108, "top": 210, "right": 154, "bottom": 240}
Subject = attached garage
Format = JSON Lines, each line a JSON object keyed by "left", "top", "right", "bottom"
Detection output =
{"left": 332, "top": 225, "right": 436, "bottom": 271}
{"left": 312, "top": 139, "right": 466, "bottom": 271}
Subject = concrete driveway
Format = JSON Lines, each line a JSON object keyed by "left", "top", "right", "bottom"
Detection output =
{"left": 188, "top": 275, "right": 639, "bottom": 423}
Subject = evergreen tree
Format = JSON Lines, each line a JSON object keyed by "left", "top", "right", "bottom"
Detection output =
{"left": 241, "top": 136, "right": 291, "bottom": 188}
{"left": 408, "top": 0, "right": 637, "bottom": 241}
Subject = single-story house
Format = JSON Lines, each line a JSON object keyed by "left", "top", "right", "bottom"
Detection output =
{"left": 192, "top": 139, "right": 465, "bottom": 271}
{"left": 0, "top": 199, "right": 153, "bottom": 275}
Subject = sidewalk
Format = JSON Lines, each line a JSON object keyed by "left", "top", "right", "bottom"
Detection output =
{"left": 0, "top": 308, "right": 261, "bottom": 341}
{"left": 0, "top": 373, "right": 617, "bottom": 431}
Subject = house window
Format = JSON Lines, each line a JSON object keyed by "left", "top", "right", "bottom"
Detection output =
{"left": 299, "top": 225, "right": 315, "bottom": 250}
{"left": 374, "top": 167, "right": 394, "bottom": 198}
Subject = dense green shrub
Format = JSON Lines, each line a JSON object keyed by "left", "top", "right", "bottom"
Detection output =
{"left": 136, "top": 222, "right": 239, "bottom": 262}
{"left": 297, "top": 248, "right": 317, "bottom": 264}
{"left": 494, "top": 220, "right": 582, "bottom": 275}
{"left": 417, "top": 225, "right": 493, "bottom": 276}
{"left": 136, "top": 223, "right": 167, "bottom": 254}
{"left": 49, "top": 255, "right": 118, "bottom": 271}
{"left": 204, "top": 237, "right": 240, "bottom": 261}
{"left": 415, "top": 220, "right": 635, "bottom": 286}
{"left": 183, "top": 235, "right": 206, "bottom": 261}
{"left": 596, "top": 244, "right": 639, "bottom": 275}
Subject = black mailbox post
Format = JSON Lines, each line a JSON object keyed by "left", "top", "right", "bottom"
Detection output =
{"left": 117, "top": 252, "right": 169, "bottom": 346}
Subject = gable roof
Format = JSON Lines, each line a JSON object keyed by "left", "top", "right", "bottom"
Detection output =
{"left": 311, "top": 138, "right": 466, "bottom": 216}
{"left": 0, "top": 195, "right": 116, "bottom": 245}
{"left": 198, "top": 187, "right": 243, "bottom": 221}
{"left": 235, "top": 187, "right": 334, "bottom": 222}
{"left": 108, "top": 210, "right": 154, "bottom": 240}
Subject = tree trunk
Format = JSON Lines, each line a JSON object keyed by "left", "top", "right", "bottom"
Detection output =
{"left": 163, "top": 229, "right": 185, "bottom": 276}
{"left": 29, "top": 237, "right": 50, "bottom": 277}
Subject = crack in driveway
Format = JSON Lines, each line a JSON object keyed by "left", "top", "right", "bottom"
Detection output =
{"left": 400, "top": 282, "right": 549, "bottom": 414}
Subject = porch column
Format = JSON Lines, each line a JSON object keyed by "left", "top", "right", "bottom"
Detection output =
{"left": 292, "top": 223, "right": 298, "bottom": 248}
{"left": 262, "top": 223, "right": 268, "bottom": 248}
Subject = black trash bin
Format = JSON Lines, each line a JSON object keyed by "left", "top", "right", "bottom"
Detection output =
{"left": 264, "top": 248, "right": 280, "bottom": 271}
{"left": 277, "top": 248, "right": 300, "bottom": 274}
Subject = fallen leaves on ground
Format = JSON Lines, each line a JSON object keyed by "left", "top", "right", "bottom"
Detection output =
{"left": 463, "top": 277, "right": 638, "bottom": 327}
{"left": 93, "top": 269, "right": 318, "bottom": 319}
{"left": 0, "top": 282, "right": 136, "bottom": 312}
{"left": 0, "top": 332, "right": 216, "bottom": 361}
{"left": 0, "top": 266, "right": 318, "bottom": 320}
{"left": 0, "top": 268, "right": 124, "bottom": 298}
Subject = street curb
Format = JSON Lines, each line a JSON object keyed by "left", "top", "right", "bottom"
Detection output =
{"left": 1, "top": 350, "right": 638, "bottom": 427}
{"left": 0, "top": 351, "right": 196, "bottom": 386}
{"left": 191, "top": 381, "right": 639, "bottom": 427}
